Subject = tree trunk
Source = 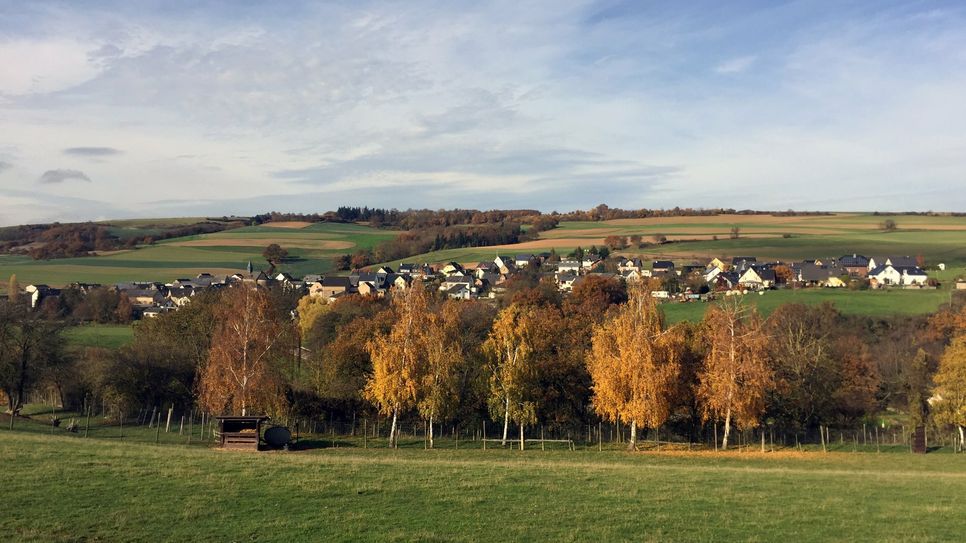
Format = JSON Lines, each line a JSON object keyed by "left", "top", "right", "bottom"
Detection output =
{"left": 501, "top": 396, "right": 509, "bottom": 447}
{"left": 389, "top": 409, "right": 398, "bottom": 448}
{"left": 722, "top": 408, "right": 732, "bottom": 450}
{"left": 428, "top": 414, "right": 434, "bottom": 449}
{"left": 519, "top": 423, "right": 525, "bottom": 451}
{"left": 628, "top": 420, "right": 637, "bottom": 451}
{"left": 959, "top": 425, "right": 964, "bottom": 453}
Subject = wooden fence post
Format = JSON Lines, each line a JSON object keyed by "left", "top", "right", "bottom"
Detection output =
{"left": 165, "top": 405, "right": 173, "bottom": 433}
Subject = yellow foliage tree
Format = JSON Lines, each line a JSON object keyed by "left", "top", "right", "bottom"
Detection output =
{"left": 417, "top": 300, "right": 464, "bottom": 448}
{"left": 363, "top": 281, "right": 432, "bottom": 448}
{"left": 197, "top": 285, "right": 288, "bottom": 416}
{"left": 587, "top": 285, "right": 682, "bottom": 449}
{"left": 483, "top": 302, "right": 537, "bottom": 447}
{"left": 295, "top": 294, "right": 329, "bottom": 337}
{"left": 697, "top": 296, "right": 772, "bottom": 450}
{"left": 933, "top": 335, "right": 966, "bottom": 452}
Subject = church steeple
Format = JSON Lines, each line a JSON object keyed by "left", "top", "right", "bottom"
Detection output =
{"left": 247, "top": 260, "right": 253, "bottom": 274}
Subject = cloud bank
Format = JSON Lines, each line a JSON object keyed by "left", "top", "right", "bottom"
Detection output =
{"left": 38, "top": 169, "right": 92, "bottom": 184}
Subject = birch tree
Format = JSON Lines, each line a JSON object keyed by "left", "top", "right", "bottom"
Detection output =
{"left": 417, "top": 300, "right": 463, "bottom": 448}
{"left": 587, "top": 286, "right": 681, "bottom": 450}
{"left": 197, "top": 285, "right": 287, "bottom": 416}
{"left": 483, "top": 303, "right": 536, "bottom": 446}
{"left": 363, "top": 281, "right": 431, "bottom": 448}
{"left": 698, "top": 297, "right": 772, "bottom": 450}
{"left": 933, "top": 336, "right": 966, "bottom": 450}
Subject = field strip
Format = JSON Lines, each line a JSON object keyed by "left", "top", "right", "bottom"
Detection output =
{"left": 167, "top": 239, "right": 354, "bottom": 250}
{"left": 260, "top": 221, "right": 313, "bottom": 229}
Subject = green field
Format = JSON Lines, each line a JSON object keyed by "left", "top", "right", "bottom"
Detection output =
{"left": 661, "top": 288, "right": 956, "bottom": 323}
{"left": 3, "top": 423, "right": 964, "bottom": 542}
{"left": 0, "top": 222, "right": 396, "bottom": 286}
{"left": 63, "top": 324, "right": 135, "bottom": 350}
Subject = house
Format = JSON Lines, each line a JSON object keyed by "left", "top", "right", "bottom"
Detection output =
{"left": 868, "top": 265, "right": 928, "bottom": 287}
{"left": 793, "top": 262, "right": 837, "bottom": 286}
{"left": 837, "top": 254, "right": 870, "bottom": 277}
{"left": 620, "top": 269, "right": 648, "bottom": 282}
{"left": 168, "top": 287, "right": 195, "bottom": 307}
{"left": 311, "top": 276, "right": 351, "bottom": 299}
{"left": 708, "top": 257, "right": 727, "bottom": 271}
{"left": 302, "top": 274, "right": 323, "bottom": 283}
{"left": 712, "top": 272, "right": 740, "bottom": 291}
{"left": 445, "top": 283, "right": 473, "bottom": 300}
{"left": 738, "top": 267, "right": 776, "bottom": 290}
{"left": 703, "top": 266, "right": 722, "bottom": 283}
{"left": 24, "top": 284, "right": 59, "bottom": 309}
{"left": 618, "top": 258, "right": 644, "bottom": 274}
{"left": 515, "top": 254, "right": 536, "bottom": 268}
{"left": 956, "top": 280, "right": 966, "bottom": 290}
{"left": 119, "top": 288, "right": 165, "bottom": 308}
{"left": 440, "top": 275, "right": 474, "bottom": 291}
{"left": 867, "top": 256, "right": 917, "bottom": 272}
{"left": 731, "top": 257, "right": 757, "bottom": 272}
{"left": 493, "top": 256, "right": 515, "bottom": 273}
{"left": 652, "top": 260, "right": 675, "bottom": 275}
{"left": 581, "top": 256, "right": 602, "bottom": 271}
{"left": 440, "top": 262, "right": 464, "bottom": 275}
{"left": 557, "top": 260, "right": 582, "bottom": 274}
{"left": 556, "top": 272, "right": 578, "bottom": 291}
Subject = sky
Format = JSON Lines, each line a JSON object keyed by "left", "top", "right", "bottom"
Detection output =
{"left": 1, "top": 0, "right": 965, "bottom": 225}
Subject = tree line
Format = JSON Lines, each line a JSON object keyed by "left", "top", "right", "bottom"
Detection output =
{"left": 4, "top": 279, "right": 964, "bottom": 451}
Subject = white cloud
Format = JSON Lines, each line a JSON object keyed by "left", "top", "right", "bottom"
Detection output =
{"left": 0, "top": 39, "right": 102, "bottom": 96}
{"left": 714, "top": 55, "right": 757, "bottom": 74}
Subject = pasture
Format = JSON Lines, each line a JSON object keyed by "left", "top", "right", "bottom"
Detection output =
{"left": 660, "top": 288, "right": 955, "bottom": 323}
{"left": 2, "top": 423, "right": 964, "bottom": 542}
{"left": 0, "top": 222, "right": 396, "bottom": 286}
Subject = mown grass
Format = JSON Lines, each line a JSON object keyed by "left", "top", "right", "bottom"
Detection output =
{"left": 2, "top": 426, "right": 964, "bottom": 542}
{"left": 63, "top": 324, "right": 135, "bottom": 350}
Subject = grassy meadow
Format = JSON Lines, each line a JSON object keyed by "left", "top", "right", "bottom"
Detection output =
{"left": 0, "top": 221, "right": 396, "bottom": 286}
{"left": 2, "top": 422, "right": 965, "bottom": 542}
{"left": 63, "top": 324, "right": 135, "bottom": 350}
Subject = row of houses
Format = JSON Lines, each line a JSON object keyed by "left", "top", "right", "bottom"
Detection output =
{"left": 21, "top": 251, "right": 940, "bottom": 319}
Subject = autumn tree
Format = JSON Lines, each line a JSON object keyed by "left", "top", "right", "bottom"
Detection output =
{"left": 587, "top": 286, "right": 682, "bottom": 449}
{"left": 295, "top": 294, "right": 329, "bottom": 337}
{"left": 197, "top": 285, "right": 289, "bottom": 416}
{"left": 115, "top": 294, "right": 133, "bottom": 324}
{"left": 363, "top": 281, "right": 432, "bottom": 448}
{"left": 698, "top": 297, "right": 772, "bottom": 450}
{"left": 418, "top": 300, "right": 464, "bottom": 448}
{"left": 483, "top": 302, "right": 537, "bottom": 446}
{"left": 262, "top": 243, "right": 288, "bottom": 268}
{"left": 933, "top": 336, "right": 966, "bottom": 450}
{"left": 604, "top": 235, "right": 628, "bottom": 250}
{"left": 0, "top": 303, "right": 68, "bottom": 414}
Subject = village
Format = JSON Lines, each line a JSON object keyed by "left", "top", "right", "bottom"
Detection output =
{"left": 20, "top": 251, "right": 946, "bottom": 320}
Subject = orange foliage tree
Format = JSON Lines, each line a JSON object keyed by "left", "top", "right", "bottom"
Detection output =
{"left": 197, "top": 284, "right": 289, "bottom": 416}
{"left": 586, "top": 285, "right": 682, "bottom": 449}
{"left": 697, "top": 297, "right": 772, "bottom": 450}
{"left": 363, "top": 281, "right": 432, "bottom": 448}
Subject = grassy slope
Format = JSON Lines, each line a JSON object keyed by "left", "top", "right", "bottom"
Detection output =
{"left": 0, "top": 222, "right": 396, "bottom": 286}
{"left": 2, "top": 430, "right": 964, "bottom": 542}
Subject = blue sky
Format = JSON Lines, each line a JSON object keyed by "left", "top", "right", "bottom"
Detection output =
{"left": 1, "top": 0, "right": 964, "bottom": 224}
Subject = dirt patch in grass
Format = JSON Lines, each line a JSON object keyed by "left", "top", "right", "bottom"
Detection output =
{"left": 261, "top": 221, "right": 313, "bottom": 229}
{"left": 169, "top": 239, "right": 354, "bottom": 250}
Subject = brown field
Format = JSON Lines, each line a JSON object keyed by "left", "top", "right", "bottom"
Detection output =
{"left": 490, "top": 234, "right": 780, "bottom": 250}
{"left": 260, "top": 221, "right": 313, "bottom": 229}
{"left": 168, "top": 239, "right": 354, "bottom": 250}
